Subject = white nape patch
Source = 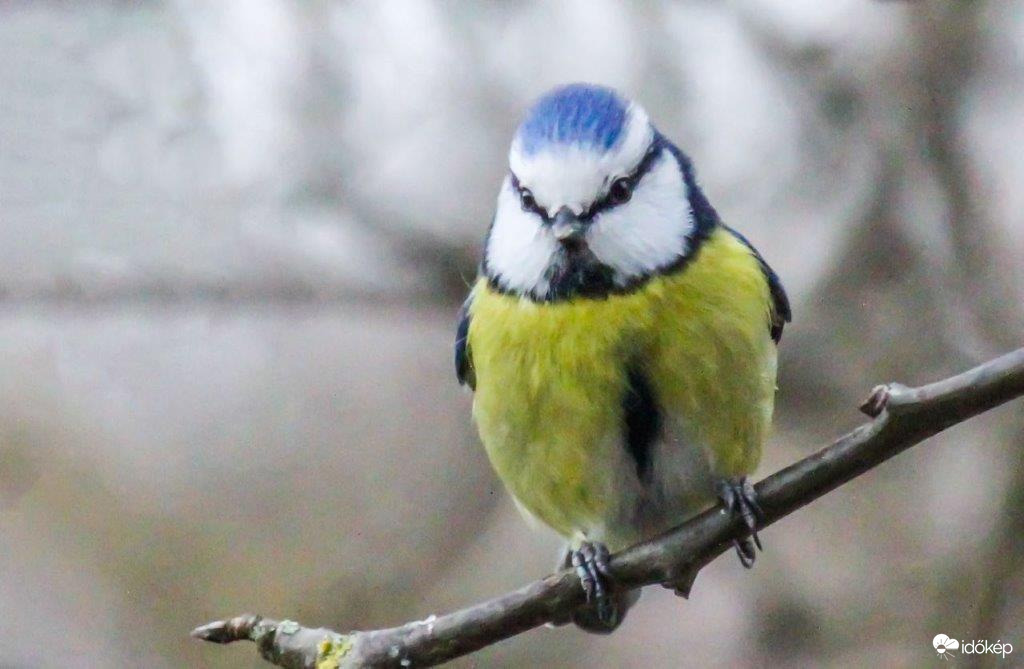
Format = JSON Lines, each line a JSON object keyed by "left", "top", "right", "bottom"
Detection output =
{"left": 586, "top": 154, "right": 694, "bottom": 284}
{"left": 486, "top": 176, "right": 559, "bottom": 296}
{"left": 509, "top": 103, "right": 653, "bottom": 215}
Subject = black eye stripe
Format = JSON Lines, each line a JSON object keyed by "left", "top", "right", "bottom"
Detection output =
{"left": 510, "top": 174, "right": 550, "bottom": 220}
{"left": 509, "top": 138, "right": 663, "bottom": 222}
{"left": 584, "top": 140, "right": 663, "bottom": 219}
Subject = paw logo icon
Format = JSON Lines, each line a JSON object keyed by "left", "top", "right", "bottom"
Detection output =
{"left": 934, "top": 634, "right": 959, "bottom": 659}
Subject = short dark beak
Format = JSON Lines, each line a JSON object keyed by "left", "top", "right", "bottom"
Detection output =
{"left": 551, "top": 207, "right": 586, "bottom": 246}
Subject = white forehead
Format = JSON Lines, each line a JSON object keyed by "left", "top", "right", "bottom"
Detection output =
{"left": 508, "top": 103, "right": 654, "bottom": 215}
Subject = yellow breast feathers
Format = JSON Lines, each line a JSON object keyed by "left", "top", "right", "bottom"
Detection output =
{"left": 464, "top": 226, "right": 781, "bottom": 541}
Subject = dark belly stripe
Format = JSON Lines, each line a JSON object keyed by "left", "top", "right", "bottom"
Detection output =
{"left": 622, "top": 366, "right": 662, "bottom": 482}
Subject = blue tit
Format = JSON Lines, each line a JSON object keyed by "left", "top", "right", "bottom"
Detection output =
{"left": 455, "top": 83, "right": 790, "bottom": 633}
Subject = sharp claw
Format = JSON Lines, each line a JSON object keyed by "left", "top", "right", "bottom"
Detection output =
{"left": 593, "top": 542, "right": 611, "bottom": 577}
{"left": 570, "top": 541, "right": 616, "bottom": 626}
{"left": 742, "top": 479, "right": 765, "bottom": 519}
{"left": 717, "top": 479, "right": 736, "bottom": 511}
{"left": 719, "top": 477, "right": 764, "bottom": 568}
{"left": 738, "top": 503, "right": 756, "bottom": 531}
{"left": 734, "top": 537, "right": 757, "bottom": 568}
{"left": 571, "top": 550, "right": 595, "bottom": 600}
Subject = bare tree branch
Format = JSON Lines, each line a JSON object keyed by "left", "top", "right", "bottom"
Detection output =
{"left": 192, "top": 347, "right": 1024, "bottom": 668}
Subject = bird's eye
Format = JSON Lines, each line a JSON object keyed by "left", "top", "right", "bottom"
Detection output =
{"left": 519, "top": 188, "right": 537, "bottom": 211}
{"left": 608, "top": 178, "right": 633, "bottom": 205}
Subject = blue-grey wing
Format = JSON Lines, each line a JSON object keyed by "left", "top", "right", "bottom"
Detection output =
{"left": 455, "top": 293, "right": 475, "bottom": 389}
{"left": 723, "top": 225, "right": 791, "bottom": 343}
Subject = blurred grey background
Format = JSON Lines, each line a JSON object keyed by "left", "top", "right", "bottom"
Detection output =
{"left": 1, "top": 1, "right": 1023, "bottom": 667}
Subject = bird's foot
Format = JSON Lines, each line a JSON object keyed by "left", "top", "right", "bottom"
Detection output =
{"left": 717, "top": 477, "right": 764, "bottom": 569}
{"left": 570, "top": 541, "right": 615, "bottom": 626}
{"left": 550, "top": 542, "right": 633, "bottom": 633}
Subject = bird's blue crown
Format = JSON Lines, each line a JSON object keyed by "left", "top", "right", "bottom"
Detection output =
{"left": 515, "top": 83, "right": 629, "bottom": 156}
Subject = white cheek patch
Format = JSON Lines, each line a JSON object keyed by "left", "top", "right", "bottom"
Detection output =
{"left": 485, "top": 178, "right": 558, "bottom": 296}
{"left": 509, "top": 103, "right": 654, "bottom": 214}
{"left": 586, "top": 155, "right": 694, "bottom": 283}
